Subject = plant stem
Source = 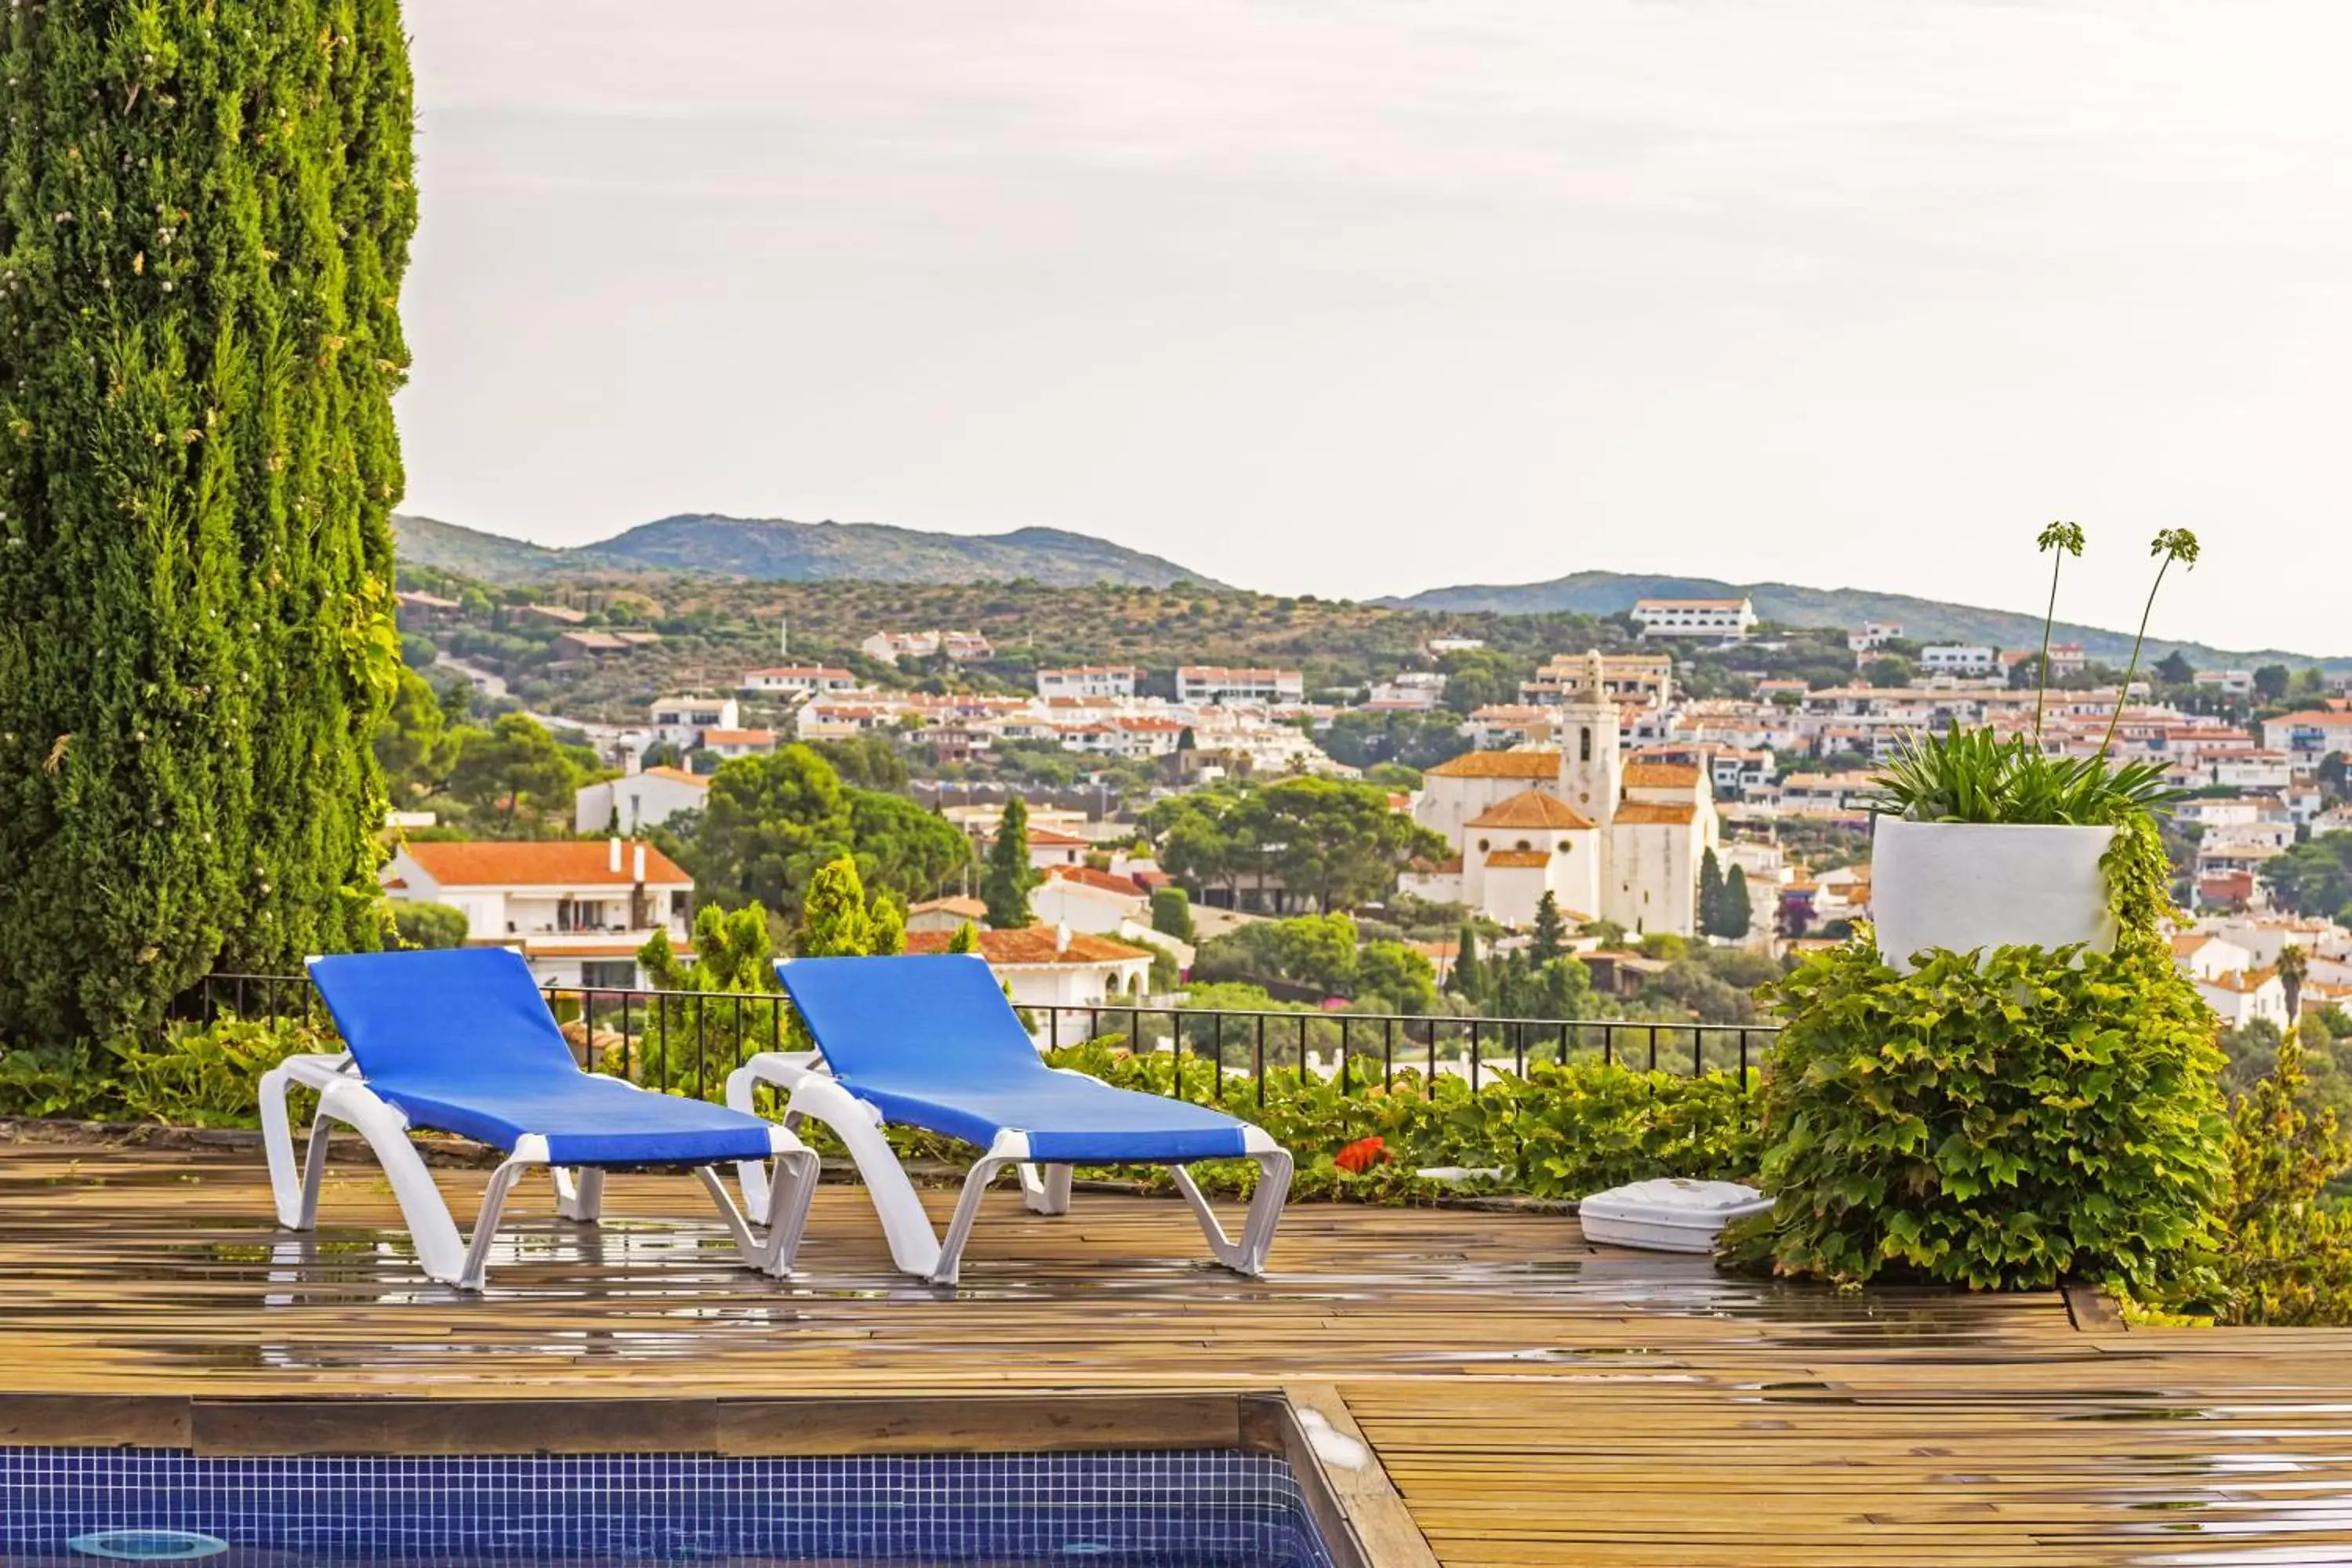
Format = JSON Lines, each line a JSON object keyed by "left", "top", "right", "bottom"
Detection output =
{"left": 2034, "top": 552, "right": 2062, "bottom": 743}
{"left": 2098, "top": 557, "right": 2173, "bottom": 760}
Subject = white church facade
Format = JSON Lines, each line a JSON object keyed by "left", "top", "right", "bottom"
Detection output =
{"left": 1402, "top": 653, "right": 1719, "bottom": 935}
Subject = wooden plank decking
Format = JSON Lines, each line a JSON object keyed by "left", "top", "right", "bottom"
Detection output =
{"left": 5, "top": 1139, "right": 2352, "bottom": 1564}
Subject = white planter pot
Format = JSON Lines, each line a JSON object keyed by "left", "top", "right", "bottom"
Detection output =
{"left": 1869, "top": 817, "right": 2118, "bottom": 972}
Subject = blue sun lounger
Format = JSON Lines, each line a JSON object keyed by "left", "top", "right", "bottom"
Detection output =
{"left": 724, "top": 953, "right": 1291, "bottom": 1284}
{"left": 260, "top": 948, "right": 817, "bottom": 1291}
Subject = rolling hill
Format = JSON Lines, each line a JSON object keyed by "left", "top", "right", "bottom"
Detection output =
{"left": 392, "top": 513, "right": 1222, "bottom": 590}
{"left": 1380, "top": 571, "right": 2350, "bottom": 671}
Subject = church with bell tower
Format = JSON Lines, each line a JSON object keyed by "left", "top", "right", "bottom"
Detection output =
{"left": 1404, "top": 652, "right": 1719, "bottom": 935}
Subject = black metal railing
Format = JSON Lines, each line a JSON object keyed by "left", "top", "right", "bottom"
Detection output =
{"left": 198, "top": 972, "right": 1779, "bottom": 1106}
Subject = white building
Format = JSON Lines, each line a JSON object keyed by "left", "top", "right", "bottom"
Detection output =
{"left": 2194, "top": 669, "right": 2256, "bottom": 698}
{"left": 701, "top": 728, "right": 780, "bottom": 761}
{"left": 1846, "top": 621, "right": 1904, "bottom": 653}
{"left": 901, "top": 926, "right": 1155, "bottom": 1014}
{"left": 1631, "top": 597, "right": 1756, "bottom": 641}
{"left": 740, "top": 666, "right": 857, "bottom": 695}
{"left": 862, "top": 629, "right": 993, "bottom": 664}
{"left": 2260, "top": 710, "right": 2352, "bottom": 769}
{"left": 1919, "top": 645, "right": 1998, "bottom": 677}
{"left": 1406, "top": 653, "right": 1720, "bottom": 935}
{"left": 649, "top": 695, "right": 739, "bottom": 749}
{"left": 1037, "top": 666, "right": 1141, "bottom": 700}
{"left": 379, "top": 838, "right": 693, "bottom": 989}
{"left": 1178, "top": 666, "right": 1305, "bottom": 704}
{"left": 573, "top": 765, "right": 710, "bottom": 835}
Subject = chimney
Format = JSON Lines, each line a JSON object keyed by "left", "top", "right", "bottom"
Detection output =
{"left": 1055, "top": 922, "right": 1071, "bottom": 956}
{"left": 633, "top": 843, "right": 648, "bottom": 883}
{"left": 608, "top": 837, "right": 622, "bottom": 874}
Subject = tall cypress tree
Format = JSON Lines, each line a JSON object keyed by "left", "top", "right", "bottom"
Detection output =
{"left": 1697, "top": 847, "right": 1726, "bottom": 938}
{"left": 981, "top": 797, "right": 1040, "bottom": 929}
{"left": 0, "top": 2, "right": 416, "bottom": 1042}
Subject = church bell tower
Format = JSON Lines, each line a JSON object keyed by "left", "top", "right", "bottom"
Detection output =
{"left": 1556, "top": 650, "right": 1621, "bottom": 827}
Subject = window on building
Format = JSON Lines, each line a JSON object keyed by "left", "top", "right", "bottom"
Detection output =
{"left": 1580, "top": 727, "right": 1592, "bottom": 762}
{"left": 582, "top": 960, "right": 636, "bottom": 990}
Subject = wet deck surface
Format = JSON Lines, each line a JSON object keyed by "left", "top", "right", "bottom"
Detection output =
{"left": 5, "top": 1142, "right": 2352, "bottom": 1565}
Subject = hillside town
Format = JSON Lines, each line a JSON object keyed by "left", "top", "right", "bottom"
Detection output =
{"left": 372, "top": 584, "right": 2352, "bottom": 1053}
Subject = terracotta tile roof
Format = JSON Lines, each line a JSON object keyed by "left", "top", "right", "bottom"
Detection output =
{"left": 904, "top": 928, "right": 1152, "bottom": 965}
{"left": 399, "top": 840, "right": 691, "bottom": 888}
{"left": 2170, "top": 934, "right": 2215, "bottom": 957}
{"left": 1044, "top": 865, "right": 1148, "bottom": 898}
{"left": 1465, "top": 789, "right": 1594, "bottom": 831}
{"left": 639, "top": 766, "right": 709, "bottom": 787}
{"left": 1483, "top": 850, "right": 1553, "bottom": 869}
{"left": 910, "top": 895, "right": 989, "bottom": 919}
{"left": 1427, "top": 750, "right": 1560, "bottom": 780}
{"left": 1614, "top": 801, "right": 1697, "bottom": 826}
{"left": 1409, "top": 856, "right": 1465, "bottom": 874}
{"left": 2204, "top": 967, "right": 2280, "bottom": 995}
{"left": 701, "top": 729, "right": 776, "bottom": 746}
{"left": 1622, "top": 762, "right": 1700, "bottom": 789}
{"left": 522, "top": 942, "right": 666, "bottom": 958}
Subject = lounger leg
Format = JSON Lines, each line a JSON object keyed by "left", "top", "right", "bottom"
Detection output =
{"left": 309, "top": 1080, "right": 471, "bottom": 1287}
{"left": 723, "top": 1064, "right": 777, "bottom": 1224}
{"left": 259, "top": 1065, "right": 305, "bottom": 1228}
{"left": 457, "top": 1156, "right": 535, "bottom": 1292}
{"left": 1018, "top": 1163, "right": 1074, "bottom": 1216}
{"left": 931, "top": 1156, "right": 1014, "bottom": 1287}
{"left": 1171, "top": 1147, "right": 1293, "bottom": 1278}
{"left": 553, "top": 1167, "right": 605, "bottom": 1223}
{"left": 783, "top": 1075, "right": 946, "bottom": 1279}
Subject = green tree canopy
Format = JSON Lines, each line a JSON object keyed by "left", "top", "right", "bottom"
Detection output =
{"left": 447, "top": 713, "right": 579, "bottom": 833}
{"left": 0, "top": 0, "right": 417, "bottom": 1041}
{"left": 376, "top": 666, "right": 458, "bottom": 801}
{"left": 694, "top": 744, "right": 854, "bottom": 916}
{"left": 1139, "top": 777, "right": 1448, "bottom": 913}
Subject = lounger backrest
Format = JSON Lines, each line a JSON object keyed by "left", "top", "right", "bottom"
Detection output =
{"left": 309, "top": 948, "right": 579, "bottom": 1083}
{"left": 776, "top": 955, "right": 1046, "bottom": 1085}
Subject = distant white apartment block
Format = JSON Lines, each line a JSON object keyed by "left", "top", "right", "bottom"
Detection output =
{"left": 1919, "top": 645, "right": 1998, "bottom": 677}
{"left": 2195, "top": 669, "right": 2256, "bottom": 697}
{"left": 1846, "top": 620, "right": 1903, "bottom": 652}
{"left": 862, "top": 629, "right": 993, "bottom": 664}
{"left": 1036, "top": 666, "right": 1141, "bottom": 700}
{"left": 649, "top": 695, "right": 739, "bottom": 748}
{"left": 1425, "top": 636, "right": 1486, "bottom": 655}
{"left": 1631, "top": 597, "right": 1756, "bottom": 641}
{"left": 1522, "top": 651, "right": 1673, "bottom": 710}
{"left": 1178, "top": 666, "right": 1304, "bottom": 704}
{"left": 740, "top": 665, "right": 857, "bottom": 695}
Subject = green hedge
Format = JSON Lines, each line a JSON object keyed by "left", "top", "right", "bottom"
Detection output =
{"left": 0, "top": 1017, "right": 1758, "bottom": 1204}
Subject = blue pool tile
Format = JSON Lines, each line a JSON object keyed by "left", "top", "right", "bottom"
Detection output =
{"left": 0, "top": 1446, "right": 1336, "bottom": 1566}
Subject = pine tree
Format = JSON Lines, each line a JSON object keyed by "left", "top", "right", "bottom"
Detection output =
{"left": 982, "top": 797, "right": 1040, "bottom": 928}
{"left": 1719, "top": 866, "right": 1753, "bottom": 940}
{"left": 1531, "top": 891, "right": 1566, "bottom": 962}
{"left": 1697, "top": 848, "right": 1725, "bottom": 938}
{"left": 0, "top": 2, "right": 416, "bottom": 1042}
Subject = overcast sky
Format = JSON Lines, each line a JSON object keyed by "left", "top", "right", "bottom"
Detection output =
{"left": 397, "top": 1, "right": 2352, "bottom": 653}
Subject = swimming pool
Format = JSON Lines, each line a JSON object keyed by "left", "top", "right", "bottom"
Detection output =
{"left": 0, "top": 1447, "right": 1338, "bottom": 1566}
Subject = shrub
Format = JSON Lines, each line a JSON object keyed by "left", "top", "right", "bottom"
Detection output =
{"left": 392, "top": 902, "right": 470, "bottom": 950}
{"left": 1752, "top": 937, "right": 2228, "bottom": 1293}
{"left": 2212, "top": 1029, "right": 2352, "bottom": 1325}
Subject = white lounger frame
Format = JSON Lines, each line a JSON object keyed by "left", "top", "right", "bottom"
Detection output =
{"left": 260, "top": 1052, "right": 819, "bottom": 1292}
{"left": 724, "top": 1050, "right": 1292, "bottom": 1286}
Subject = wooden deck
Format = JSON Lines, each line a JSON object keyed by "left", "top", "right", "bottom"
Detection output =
{"left": 6, "top": 1138, "right": 2352, "bottom": 1565}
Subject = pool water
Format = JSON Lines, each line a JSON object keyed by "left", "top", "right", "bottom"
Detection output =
{"left": 0, "top": 1449, "right": 1336, "bottom": 1567}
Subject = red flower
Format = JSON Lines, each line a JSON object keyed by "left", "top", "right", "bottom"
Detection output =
{"left": 1334, "top": 1136, "right": 1390, "bottom": 1174}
